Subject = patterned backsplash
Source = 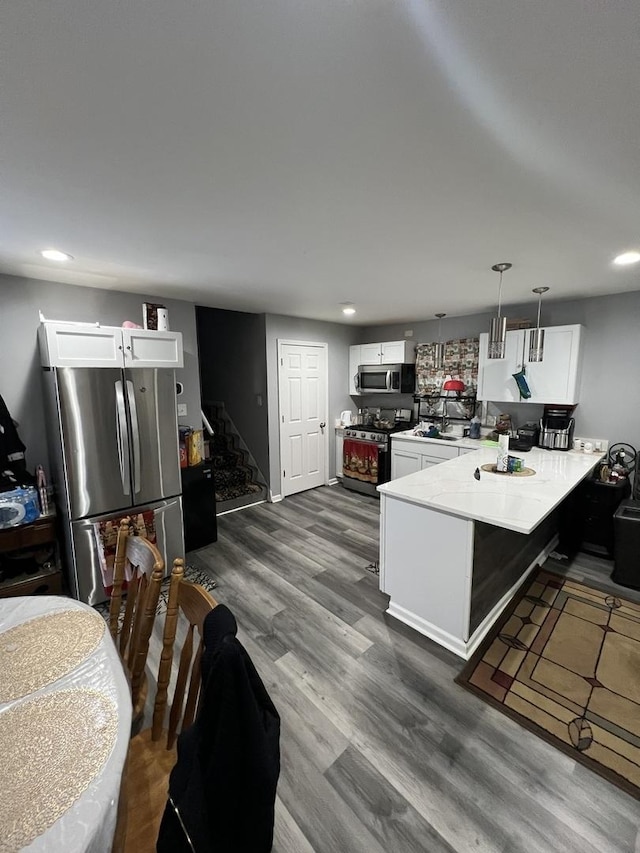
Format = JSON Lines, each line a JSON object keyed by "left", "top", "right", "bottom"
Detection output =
{"left": 415, "top": 338, "right": 479, "bottom": 395}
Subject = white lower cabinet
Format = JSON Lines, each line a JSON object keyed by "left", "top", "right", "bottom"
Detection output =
{"left": 391, "top": 438, "right": 459, "bottom": 479}
{"left": 335, "top": 429, "right": 344, "bottom": 478}
{"left": 392, "top": 448, "right": 421, "bottom": 479}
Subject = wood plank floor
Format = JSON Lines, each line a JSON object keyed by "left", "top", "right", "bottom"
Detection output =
{"left": 185, "top": 484, "right": 640, "bottom": 853}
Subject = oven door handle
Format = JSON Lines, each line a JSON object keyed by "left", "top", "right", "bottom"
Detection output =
{"left": 385, "top": 370, "right": 392, "bottom": 391}
{"left": 345, "top": 439, "right": 386, "bottom": 448}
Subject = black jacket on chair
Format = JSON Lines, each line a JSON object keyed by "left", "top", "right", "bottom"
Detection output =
{"left": 156, "top": 604, "right": 281, "bottom": 853}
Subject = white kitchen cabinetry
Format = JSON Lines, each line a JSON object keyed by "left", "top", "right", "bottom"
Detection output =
{"left": 348, "top": 346, "right": 361, "bottom": 395}
{"left": 391, "top": 446, "right": 421, "bottom": 479}
{"left": 391, "top": 438, "right": 458, "bottom": 479}
{"left": 477, "top": 330, "right": 525, "bottom": 404}
{"left": 380, "top": 341, "right": 415, "bottom": 363}
{"left": 477, "top": 324, "right": 582, "bottom": 405}
{"left": 353, "top": 340, "right": 415, "bottom": 366}
{"left": 39, "top": 323, "right": 184, "bottom": 369}
{"left": 525, "top": 325, "right": 583, "bottom": 405}
{"left": 358, "top": 343, "right": 384, "bottom": 365}
{"left": 349, "top": 340, "right": 415, "bottom": 393}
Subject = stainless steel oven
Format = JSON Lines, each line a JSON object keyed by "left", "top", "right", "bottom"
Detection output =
{"left": 342, "top": 427, "right": 393, "bottom": 497}
{"left": 355, "top": 363, "right": 415, "bottom": 395}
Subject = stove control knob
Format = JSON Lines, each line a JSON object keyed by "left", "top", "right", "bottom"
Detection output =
{"left": 360, "top": 432, "right": 366, "bottom": 438}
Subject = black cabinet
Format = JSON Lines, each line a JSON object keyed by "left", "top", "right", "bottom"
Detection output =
{"left": 181, "top": 464, "right": 218, "bottom": 552}
{"left": 612, "top": 500, "right": 640, "bottom": 589}
{"left": 558, "top": 477, "right": 631, "bottom": 560}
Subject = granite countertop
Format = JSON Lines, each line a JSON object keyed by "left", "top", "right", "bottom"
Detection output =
{"left": 378, "top": 445, "right": 604, "bottom": 534}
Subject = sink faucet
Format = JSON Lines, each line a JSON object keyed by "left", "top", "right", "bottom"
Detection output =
{"left": 440, "top": 412, "right": 449, "bottom": 433}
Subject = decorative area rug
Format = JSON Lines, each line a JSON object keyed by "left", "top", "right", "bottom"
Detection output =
{"left": 94, "top": 563, "right": 218, "bottom": 624}
{"left": 456, "top": 568, "right": 640, "bottom": 800}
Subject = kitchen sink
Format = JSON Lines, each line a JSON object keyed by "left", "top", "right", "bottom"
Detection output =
{"left": 437, "top": 434, "right": 459, "bottom": 441}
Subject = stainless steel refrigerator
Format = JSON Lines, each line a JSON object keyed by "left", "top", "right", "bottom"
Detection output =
{"left": 43, "top": 367, "right": 184, "bottom": 605}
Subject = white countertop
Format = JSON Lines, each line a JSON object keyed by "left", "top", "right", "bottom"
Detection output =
{"left": 378, "top": 445, "right": 604, "bottom": 534}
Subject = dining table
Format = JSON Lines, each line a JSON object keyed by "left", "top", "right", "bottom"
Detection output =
{"left": 0, "top": 595, "right": 132, "bottom": 853}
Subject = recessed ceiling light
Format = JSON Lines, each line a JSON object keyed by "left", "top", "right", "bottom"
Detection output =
{"left": 40, "top": 249, "right": 74, "bottom": 261}
{"left": 613, "top": 251, "right": 640, "bottom": 266}
{"left": 341, "top": 304, "right": 356, "bottom": 316}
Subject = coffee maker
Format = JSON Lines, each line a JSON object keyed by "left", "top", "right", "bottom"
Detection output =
{"left": 509, "top": 421, "right": 540, "bottom": 452}
{"left": 538, "top": 406, "right": 575, "bottom": 451}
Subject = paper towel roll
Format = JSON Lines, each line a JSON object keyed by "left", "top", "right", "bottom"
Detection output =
{"left": 497, "top": 434, "right": 510, "bottom": 472}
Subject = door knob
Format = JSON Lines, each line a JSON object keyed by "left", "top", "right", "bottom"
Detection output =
{"left": 320, "top": 422, "right": 326, "bottom": 431}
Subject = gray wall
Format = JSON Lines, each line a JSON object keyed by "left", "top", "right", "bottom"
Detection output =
{"left": 359, "top": 289, "right": 640, "bottom": 450}
{"left": 197, "top": 307, "right": 269, "bottom": 483}
{"left": 265, "top": 314, "right": 360, "bottom": 495}
{"left": 0, "top": 273, "right": 201, "bottom": 475}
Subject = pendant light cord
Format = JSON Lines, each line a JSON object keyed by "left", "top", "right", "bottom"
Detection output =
{"left": 536, "top": 293, "right": 542, "bottom": 329}
{"left": 497, "top": 270, "right": 503, "bottom": 318}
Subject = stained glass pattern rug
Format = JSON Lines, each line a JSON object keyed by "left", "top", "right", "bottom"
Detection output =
{"left": 456, "top": 569, "right": 640, "bottom": 800}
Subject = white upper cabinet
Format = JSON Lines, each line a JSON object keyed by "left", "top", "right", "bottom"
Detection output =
{"left": 356, "top": 341, "right": 415, "bottom": 365}
{"left": 477, "top": 324, "right": 583, "bottom": 405}
{"left": 477, "top": 330, "right": 526, "bottom": 403}
{"left": 39, "top": 323, "right": 184, "bottom": 369}
{"left": 525, "top": 325, "right": 583, "bottom": 405}
{"left": 380, "top": 340, "right": 415, "bottom": 363}
{"left": 349, "top": 345, "right": 361, "bottom": 394}
{"left": 349, "top": 340, "right": 415, "bottom": 393}
{"left": 122, "top": 328, "right": 184, "bottom": 368}
{"left": 359, "top": 343, "right": 384, "bottom": 364}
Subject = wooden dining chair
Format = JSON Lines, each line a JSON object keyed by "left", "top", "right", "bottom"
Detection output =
{"left": 120, "top": 559, "right": 218, "bottom": 853}
{"left": 108, "top": 517, "right": 165, "bottom": 727}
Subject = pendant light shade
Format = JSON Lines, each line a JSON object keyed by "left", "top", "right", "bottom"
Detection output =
{"left": 528, "top": 286, "right": 549, "bottom": 362}
{"left": 488, "top": 263, "right": 512, "bottom": 359}
{"left": 433, "top": 313, "right": 446, "bottom": 369}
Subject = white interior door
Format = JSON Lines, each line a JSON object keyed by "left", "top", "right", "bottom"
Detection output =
{"left": 278, "top": 341, "right": 328, "bottom": 497}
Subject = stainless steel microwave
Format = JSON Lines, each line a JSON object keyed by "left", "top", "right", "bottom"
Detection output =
{"left": 355, "top": 363, "right": 416, "bottom": 394}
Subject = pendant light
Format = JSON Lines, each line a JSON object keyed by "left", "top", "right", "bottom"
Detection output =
{"left": 488, "top": 262, "right": 512, "bottom": 359}
{"left": 433, "top": 313, "right": 446, "bottom": 369}
{"left": 528, "top": 286, "right": 549, "bottom": 362}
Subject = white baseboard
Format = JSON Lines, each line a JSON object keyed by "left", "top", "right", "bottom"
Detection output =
{"left": 386, "top": 603, "right": 469, "bottom": 658}
{"left": 269, "top": 492, "right": 283, "bottom": 503}
{"left": 216, "top": 500, "right": 266, "bottom": 517}
{"left": 327, "top": 477, "right": 338, "bottom": 486}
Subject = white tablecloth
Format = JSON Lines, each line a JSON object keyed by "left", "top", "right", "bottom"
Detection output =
{"left": 0, "top": 596, "right": 132, "bottom": 853}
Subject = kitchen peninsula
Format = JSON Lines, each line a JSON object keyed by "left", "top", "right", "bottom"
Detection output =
{"left": 377, "top": 444, "right": 603, "bottom": 659}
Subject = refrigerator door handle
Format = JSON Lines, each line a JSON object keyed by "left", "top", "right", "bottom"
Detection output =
{"left": 126, "top": 379, "right": 142, "bottom": 494}
{"left": 115, "top": 380, "right": 131, "bottom": 495}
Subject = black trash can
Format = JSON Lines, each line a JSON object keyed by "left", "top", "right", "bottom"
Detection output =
{"left": 612, "top": 499, "right": 640, "bottom": 589}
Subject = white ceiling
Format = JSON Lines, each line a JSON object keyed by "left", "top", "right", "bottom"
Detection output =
{"left": 1, "top": 0, "right": 639, "bottom": 325}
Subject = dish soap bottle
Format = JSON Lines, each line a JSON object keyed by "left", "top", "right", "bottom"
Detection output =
{"left": 469, "top": 415, "right": 481, "bottom": 440}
